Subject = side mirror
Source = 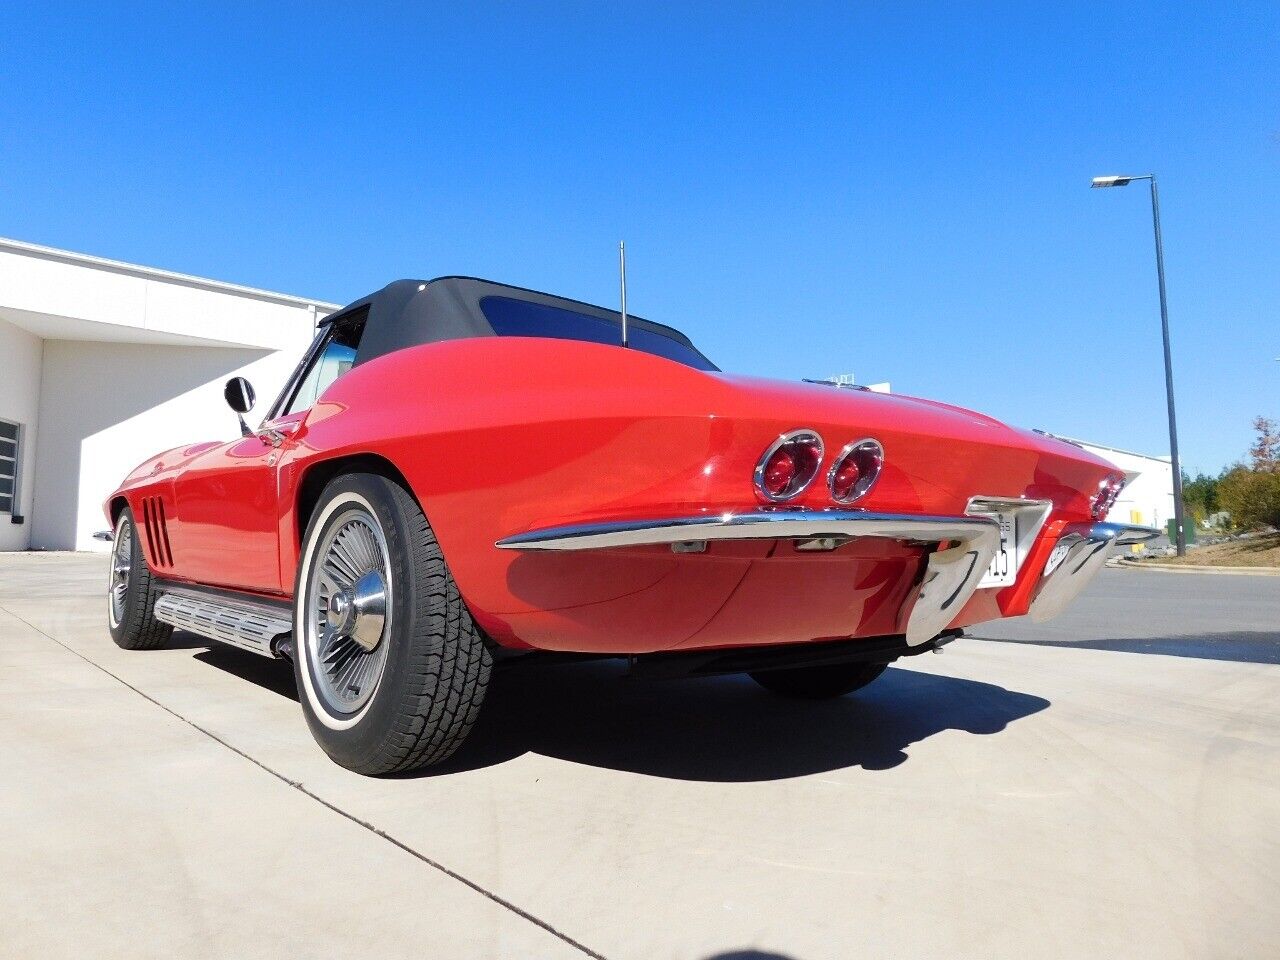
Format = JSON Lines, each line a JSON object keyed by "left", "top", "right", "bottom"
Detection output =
{"left": 225, "top": 377, "right": 256, "bottom": 413}
{"left": 224, "top": 377, "right": 256, "bottom": 437}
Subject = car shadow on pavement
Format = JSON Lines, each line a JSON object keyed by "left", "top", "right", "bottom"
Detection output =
{"left": 424, "top": 660, "right": 1049, "bottom": 782}
{"left": 191, "top": 642, "right": 301, "bottom": 701}
{"left": 183, "top": 638, "right": 1049, "bottom": 782}
{"left": 973, "top": 631, "right": 1280, "bottom": 665}
{"left": 163, "top": 631, "right": 221, "bottom": 651}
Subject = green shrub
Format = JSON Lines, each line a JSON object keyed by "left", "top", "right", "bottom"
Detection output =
{"left": 1218, "top": 467, "right": 1280, "bottom": 531}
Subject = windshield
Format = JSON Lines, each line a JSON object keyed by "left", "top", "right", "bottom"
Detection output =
{"left": 479, "top": 296, "right": 717, "bottom": 371}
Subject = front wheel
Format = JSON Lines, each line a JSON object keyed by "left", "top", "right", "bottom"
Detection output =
{"left": 107, "top": 508, "right": 172, "bottom": 651}
{"left": 293, "top": 472, "right": 492, "bottom": 775}
{"left": 749, "top": 661, "right": 887, "bottom": 699}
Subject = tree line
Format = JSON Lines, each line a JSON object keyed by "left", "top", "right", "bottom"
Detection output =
{"left": 1183, "top": 416, "right": 1280, "bottom": 530}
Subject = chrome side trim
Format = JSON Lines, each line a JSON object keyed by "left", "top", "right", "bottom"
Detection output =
{"left": 1027, "top": 521, "right": 1160, "bottom": 623}
{"left": 154, "top": 587, "right": 292, "bottom": 657}
{"left": 497, "top": 510, "right": 998, "bottom": 552}
{"left": 497, "top": 509, "right": 1002, "bottom": 647}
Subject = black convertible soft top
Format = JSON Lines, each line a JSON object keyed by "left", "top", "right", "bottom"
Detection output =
{"left": 324, "top": 276, "right": 713, "bottom": 369}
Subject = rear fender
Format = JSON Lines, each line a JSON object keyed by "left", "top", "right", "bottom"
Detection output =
{"left": 281, "top": 337, "right": 1114, "bottom": 649}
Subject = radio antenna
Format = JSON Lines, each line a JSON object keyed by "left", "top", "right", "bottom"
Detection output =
{"left": 618, "top": 240, "right": 629, "bottom": 348}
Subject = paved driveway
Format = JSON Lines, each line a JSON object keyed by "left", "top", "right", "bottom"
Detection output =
{"left": 2, "top": 553, "right": 1277, "bottom": 960}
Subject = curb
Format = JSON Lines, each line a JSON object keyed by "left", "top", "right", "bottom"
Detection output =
{"left": 1110, "top": 559, "right": 1280, "bottom": 577}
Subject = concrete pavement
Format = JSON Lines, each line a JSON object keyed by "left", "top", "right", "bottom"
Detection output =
{"left": 1, "top": 553, "right": 1277, "bottom": 959}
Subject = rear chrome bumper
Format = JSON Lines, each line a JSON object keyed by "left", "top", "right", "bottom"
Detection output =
{"left": 497, "top": 509, "right": 1001, "bottom": 647}
{"left": 1027, "top": 521, "right": 1161, "bottom": 622}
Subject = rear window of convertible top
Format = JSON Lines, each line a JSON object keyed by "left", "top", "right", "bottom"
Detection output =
{"left": 479, "top": 295, "right": 717, "bottom": 371}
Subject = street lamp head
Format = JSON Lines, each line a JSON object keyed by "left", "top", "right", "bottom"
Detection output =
{"left": 1091, "top": 175, "right": 1135, "bottom": 188}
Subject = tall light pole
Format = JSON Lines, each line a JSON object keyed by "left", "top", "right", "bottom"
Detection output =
{"left": 1091, "top": 173, "right": 1187, "bottom": 555}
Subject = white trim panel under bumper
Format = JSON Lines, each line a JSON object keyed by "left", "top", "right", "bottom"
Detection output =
{"left": 496, "top": 510, "right": 1001, "bottom": 647}
{"left": 1027, "top": 521, "right": 1161, "bottom": 623}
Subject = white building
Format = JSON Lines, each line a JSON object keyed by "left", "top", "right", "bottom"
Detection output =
{"left": 0, "top": 237, "right": 338, "bottom": 552}
{"left": 1056, "top": 437, "right": 1175, "bottom": 531}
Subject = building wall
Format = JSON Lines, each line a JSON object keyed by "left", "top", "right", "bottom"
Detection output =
{"left": 1110, "top": 457, "right": 1174, "bottom": 530}
{"left": 0, "top": 316, "right": 42, "bottom": 550}
{"left": 1077, "top": 442, "right": 1175, "bottom": 530}
{"left": 0, "top": 236, "right": 333, "bottom": 553}
{"left": 31, "top": 340, "right": 306, "bottom": 551}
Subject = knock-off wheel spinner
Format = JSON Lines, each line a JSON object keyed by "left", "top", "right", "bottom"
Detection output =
{"left": 326, "top": 570, "right": 387, "bottom": 653}
{"left": 308, "top": 508, "right": 392, "bottom": 715}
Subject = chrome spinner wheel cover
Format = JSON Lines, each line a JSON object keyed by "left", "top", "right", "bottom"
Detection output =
{"left": 304, "top": 506, "right": 392, "bottom": 716}
{"left": 108, "top": 519, "right": 132, "bottom": 627}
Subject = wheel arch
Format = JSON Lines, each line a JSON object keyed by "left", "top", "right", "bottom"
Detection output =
{"left": 294, "top": 452, "right": 417, "bottom": 549}
{"left": 108, "top": 495, "right": 129, "bottom": 525}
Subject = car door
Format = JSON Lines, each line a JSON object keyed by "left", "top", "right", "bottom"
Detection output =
{"left": 171, "top": 322, "right": 360, "bottom": 594}
{"left": 169, "top": 409, "right": 309, "bottom": 594}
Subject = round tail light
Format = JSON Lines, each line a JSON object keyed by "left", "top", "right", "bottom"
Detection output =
{"left": 828, "top": 439, "right": 884, "bottom": 504}
{"left": 755, "top": 430, "right": 824, "bottom": 502}
{"left": 1091, "top": 472, "right": 1126, "bottom": 520}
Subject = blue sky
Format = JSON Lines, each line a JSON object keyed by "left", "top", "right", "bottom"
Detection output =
{"left": 2, "top": 3, "right": 1276, "bottom": 474}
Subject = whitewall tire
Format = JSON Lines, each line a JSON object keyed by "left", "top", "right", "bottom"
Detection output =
{"left": 293, "top": 472, "right": 492, "bottom": 775}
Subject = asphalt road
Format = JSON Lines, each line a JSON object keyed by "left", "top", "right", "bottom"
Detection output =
{"left": 1, "top": 554, "right": 1277, "bottom": 960}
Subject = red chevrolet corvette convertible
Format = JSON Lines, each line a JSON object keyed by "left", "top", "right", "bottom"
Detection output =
{"left": 104, "top": 277, "right": 1155, "bottom": 774}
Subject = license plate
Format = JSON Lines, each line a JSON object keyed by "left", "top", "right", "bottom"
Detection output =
{"left": 978, "top": 512, "right": 1018, "bottom": 588}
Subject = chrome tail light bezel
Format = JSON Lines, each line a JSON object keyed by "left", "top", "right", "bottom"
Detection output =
{"left": 827, "top": 438, "right": 885, "bottom": 505}
{"left": 753, "top": 429, "right": 825, "bottom": 503}
{"left": 1090, "top": 472, "right": 1127, "bottom": 521}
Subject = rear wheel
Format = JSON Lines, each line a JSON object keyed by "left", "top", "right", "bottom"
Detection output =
{"left": 749, "top": 661, "right": 887, "bottom": 699}
{"left": 107, "top": 508, "right": 173, "bottom": 651}
{"left": 294, "top": 472, "right": 492, "bottom": 775}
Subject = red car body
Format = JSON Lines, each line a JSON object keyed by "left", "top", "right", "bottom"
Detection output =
{"left": 105, "top": 278, "right": 1149, "bottom": 662}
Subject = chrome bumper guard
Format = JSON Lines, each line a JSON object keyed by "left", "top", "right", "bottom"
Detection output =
{"left": 496, "top": 510, "right": 1002, "bottom": 647}
{"left": 1027, "top": 521, "right": 1160, "bottom": 623}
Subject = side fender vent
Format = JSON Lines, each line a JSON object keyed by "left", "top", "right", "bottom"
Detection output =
{"left": 141, "top": 496, "right": 174, "bottom": 568}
